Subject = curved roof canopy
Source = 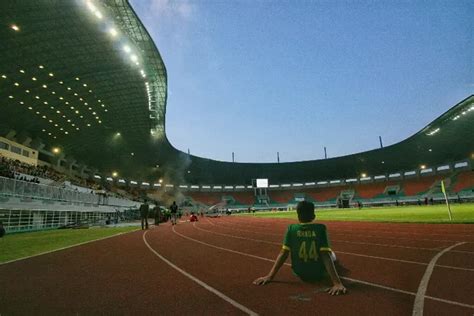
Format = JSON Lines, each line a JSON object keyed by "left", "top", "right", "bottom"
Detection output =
{"left": 0, "top": 0, "right": 473, "bottom": 186}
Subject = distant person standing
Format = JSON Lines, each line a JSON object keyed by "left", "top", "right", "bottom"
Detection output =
{"left": 154, "top": 204, "right": 162, "bottom": 226}
{"left": 170, "top": 201, "right": 178, "bottom": 225}
{"left": 0, "top": 221, "right": 5, "bottom": 238}
{"left": 140, "top": 200, "right": 150, "bottom": 230}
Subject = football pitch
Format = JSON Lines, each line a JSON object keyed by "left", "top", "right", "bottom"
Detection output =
{"left": 0, "top": 226, "right": 139, "bottom": 264}
{"left": 241, "top": 203, "right": 474, "bottom": 223}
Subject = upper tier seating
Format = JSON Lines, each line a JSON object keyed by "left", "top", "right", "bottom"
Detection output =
{"left": 401, "top": 175, "right": 444, "bottom": 196}
{"left": 453, "top": 171, "right": 474, "bottom": 193}
{"left": 301, "top": 186, "right": 346, "bottom": 202}
{"left": 353, "top": 182, "right": 393, "bottom": 199}
{"left": 186, "top": 192, "right": 223, "bottom": 206}
{"left": 269, "top": 190, "right": 295, "bottom": 204}
{"left": 229, "top": 191, "right": 255, "bottom": 205}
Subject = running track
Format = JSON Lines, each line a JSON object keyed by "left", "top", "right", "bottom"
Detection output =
{"left": 1, "top": 216, "right": 474, "bottom": 315}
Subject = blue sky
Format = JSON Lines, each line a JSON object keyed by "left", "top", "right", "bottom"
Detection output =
{"left": 131, "top": 0, "right": 473, "bottom": 163}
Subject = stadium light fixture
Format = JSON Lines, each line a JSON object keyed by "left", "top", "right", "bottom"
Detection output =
{"left": 361, "top": 173, "right": 367, "bottom": 178}
{"left": 420, "top": 165, "right": 426, "bottom": 170}
{"left": 108, "top": 28, "right": 118, "bottom": 37}
{"left": 49, "top": 73, "right": 54, "bottom": 77}
{"left": 11, "top": 24, "right": 20, "bottom": 31}
{"left": 112, "top": 171, "right": 118, "bottom": 178}
{"left": 159, "top": 179, "right": 163, "bottom": 183}
{"left": 116, "top": 132, "right": 121, "bottom": 136}
{"left": 1, "top": 75, "right": 6, "bottom": 79}
{"left": 52, "top": 147, "right": 60, "bottom": 154}
{"left": 123, "top": 45, "right": 131, "bottom": 53}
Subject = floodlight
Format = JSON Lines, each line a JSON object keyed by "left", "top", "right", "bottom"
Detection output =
{"left": 11, "top": 25, "right": 20, "bottom": 31}
{"left": 130, "top": 54, "right": 138, "bottom": 62}
{"left": 109, "top": 28, "right": 118, "bottom": 37}
{"left": 52, "top": 147, "right": 60, "bottom": 154}
{"left": 123, "top": 45, "right": 131, "bottom": 53}
{"left": 112, "top": 171, "right": 118, "bottom": 177}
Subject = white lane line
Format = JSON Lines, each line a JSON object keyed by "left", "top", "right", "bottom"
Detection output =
{"left": 194, "top": 223, "right": 278, "bottom": 245}
{"left": 221, "top": 217, "right": 474, "bottom": 238}
{"left": 174, "top": 226, "right": 474, "bottom": 310}
{"left": 211, "top": 220, "right": 474, "bottom": 254}
{"left": 195, "top": 223, "right": 474, "bottom": 272}
{"left": 142, "top": 230, "right": 258, "bottom": 316}
{"left": 412, "top": 242, "right": 466, "bottom": 316}
{"left": 0, "top": 229, "right": 138, "bottom": 266}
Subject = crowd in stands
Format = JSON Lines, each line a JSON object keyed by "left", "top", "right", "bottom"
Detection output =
{"left": 0, "top": 156, "right": 64, "bottom": 183}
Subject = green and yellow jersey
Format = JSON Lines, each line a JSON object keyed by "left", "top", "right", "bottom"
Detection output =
{"left": 282, "top": 223, "right": 332, "bottom": 281}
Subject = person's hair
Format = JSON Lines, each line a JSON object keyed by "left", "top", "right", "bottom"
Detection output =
{"left": 296, "top": 201, "right": 315, "bottom": 223}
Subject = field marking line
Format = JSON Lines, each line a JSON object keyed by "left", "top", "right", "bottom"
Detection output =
{"left": 0, "top": 229, "right": 139, "bottom": 266}
{"left": 194, "top": 223, "right": 474, "bottom": 272}
{"left": 412, "top": 242, "right": 467, "bottom": 316}
{"left": 143, "top": 230, "right": 258, "bottom": 316}
{"left": 174, "top": 226, "right": 474, "bottom": 310}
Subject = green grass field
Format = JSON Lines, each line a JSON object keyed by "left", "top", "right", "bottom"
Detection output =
{"left": 0, "top": 226, "right": 139, "bottom": 264}
{"left": 241, "top": 204, "right": 474, "bottom": 223}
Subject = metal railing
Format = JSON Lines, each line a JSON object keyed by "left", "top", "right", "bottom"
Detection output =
{"left": 0, "top": 176, "right": 138, "bottom": 207}
{"left": 0, "top": 209, "right": 117, "bottom": 233}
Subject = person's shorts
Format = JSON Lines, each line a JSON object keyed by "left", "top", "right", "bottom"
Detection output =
{"left": 295, "top": 271, "right": 326, "bottom": 283}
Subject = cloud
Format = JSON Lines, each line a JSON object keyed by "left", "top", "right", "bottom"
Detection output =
{"left": 149, "top": 0, "right": 196, "bottom": 20}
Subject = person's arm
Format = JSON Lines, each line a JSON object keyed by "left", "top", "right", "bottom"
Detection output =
{"left": 321, "top": 252, "right": 347, "bottom": 295}
{"left": 253, "top": 248, "right": 289, "bottom": 285}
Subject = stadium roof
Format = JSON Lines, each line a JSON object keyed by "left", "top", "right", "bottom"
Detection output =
{"left": 1, "top": 0, "right": 473, "bottom": 186}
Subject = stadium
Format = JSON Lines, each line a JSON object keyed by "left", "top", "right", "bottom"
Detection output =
{"left": 0, "top": 1, "right": 473, "bottom": 315}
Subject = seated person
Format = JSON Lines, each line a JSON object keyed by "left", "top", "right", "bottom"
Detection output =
{"left": 253, "top": 201, "right": 346, "bottom": 296}
{"left": 189, "top": 213, "right": 198, "bottom": 222}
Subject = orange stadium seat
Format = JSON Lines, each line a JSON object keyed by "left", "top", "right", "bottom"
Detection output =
{"left": 453, "top": 170, "right": 474, "bottom": 193}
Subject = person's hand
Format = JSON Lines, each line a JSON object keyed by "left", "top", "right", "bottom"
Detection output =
{"left": 253, "top": 275, "right": 273, "bottom": 286}
{"left": 327, "top": 283, "right": 347, "bottom": 295}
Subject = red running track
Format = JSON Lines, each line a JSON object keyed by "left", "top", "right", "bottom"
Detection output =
{"left": 1, "top": 216, "right": 473, "bottom": 315}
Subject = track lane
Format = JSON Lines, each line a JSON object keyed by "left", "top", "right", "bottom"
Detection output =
{"left": 204, "top": 218, "right": 474, "bottom": 271}
{"left": 147, "top": 223, "right": 415, "bottom": 316}
{"left": 0, "top": 228, "right": 245, "bottom": 315}
{"left": 196, "top": 218, "right": 474, "bottom": 312}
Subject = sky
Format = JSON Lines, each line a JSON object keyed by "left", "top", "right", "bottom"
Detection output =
{"left": 130, "top": 0, "right": 473, "bottom": 163}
